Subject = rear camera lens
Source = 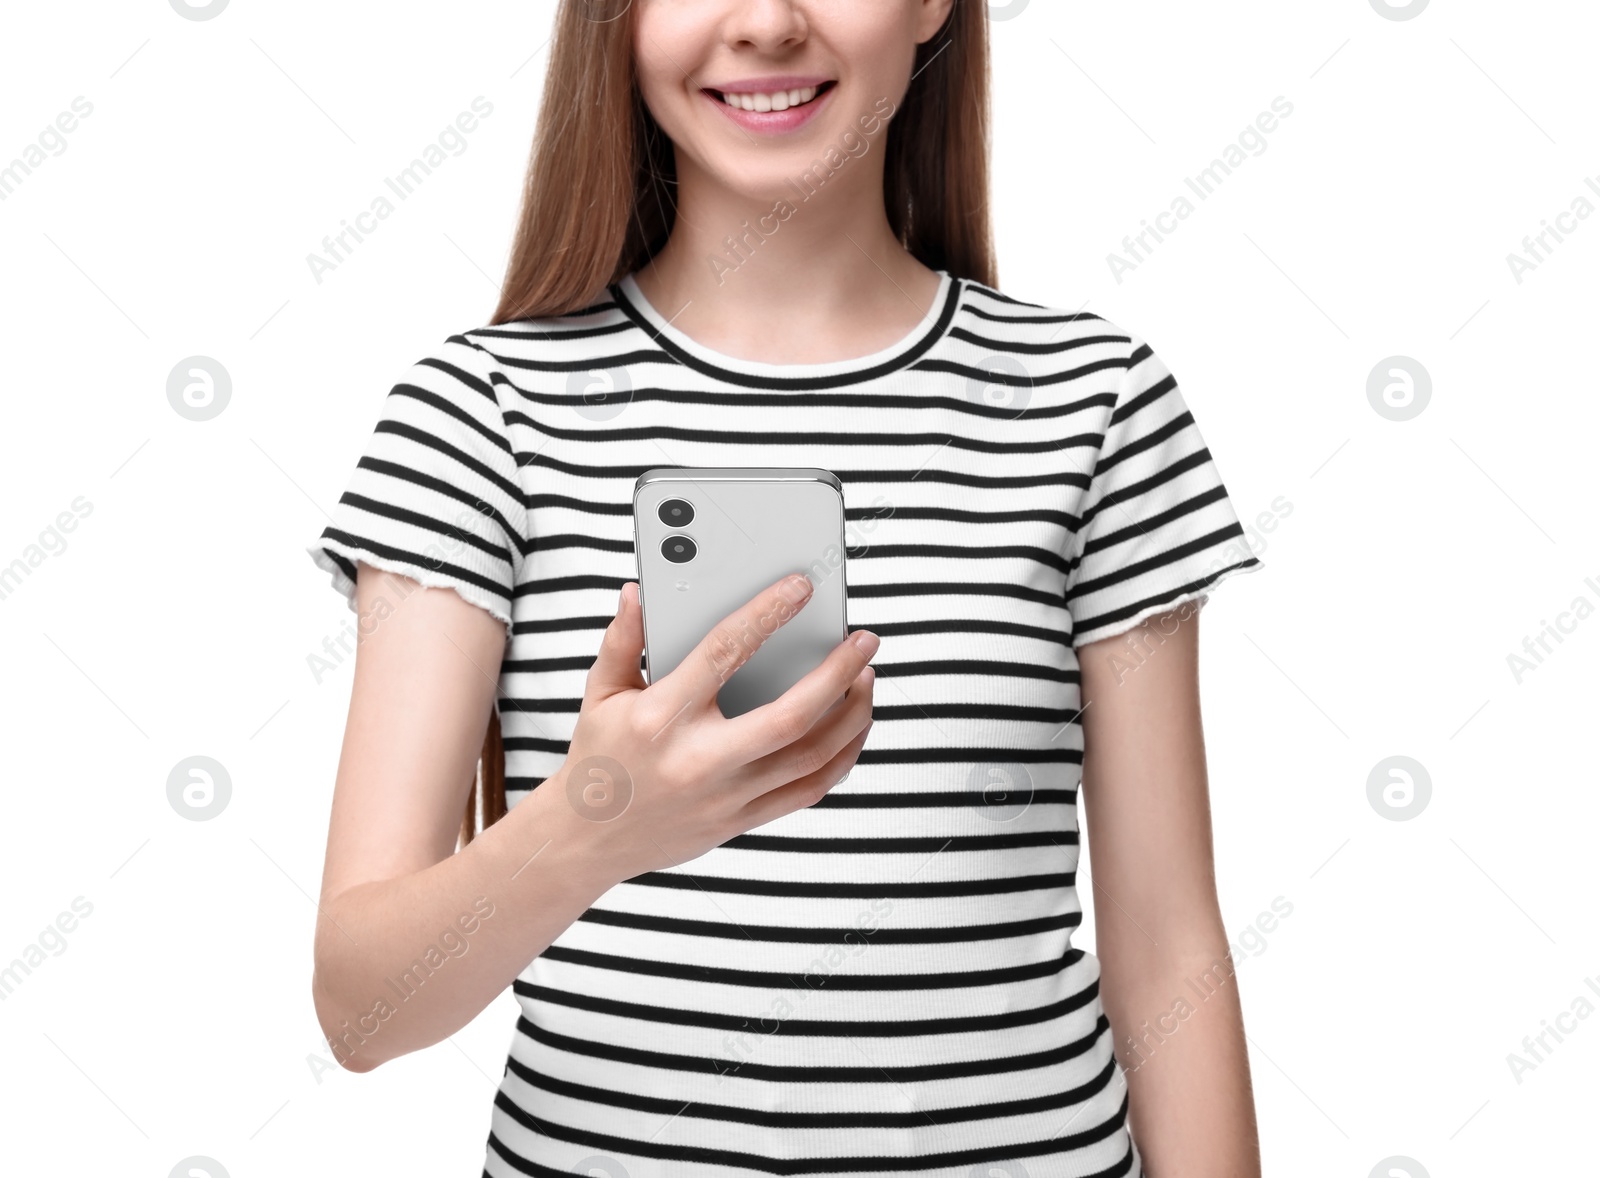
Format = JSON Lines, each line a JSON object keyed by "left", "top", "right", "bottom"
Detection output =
{"left": 658, "top": 498, "right": 694, "bottom": 527}
{"left": 661, "top": 534, "right": 697, "bottom": 564}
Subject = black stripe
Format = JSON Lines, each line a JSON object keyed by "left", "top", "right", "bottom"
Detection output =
{"left": 499, "top": 739, "right": 1086, "bottom": 770}
{"left": 514, "top": 968, "right": 1100, "bottom": 1036}
{"left": 615, "top": 867, "right": 1077, "bottom": 900}
{"left": 1070, "top": 522, "right": 1251, "bottom": 601}
{"left": 1109, "top": 368, "right": 1177, "bottom": 427}
{"left": 499, "top": 1033, "right": 1116, "bottom": 1129}
{"left": 961, "top": 281, "right": 1050, "bottom": 310}
{"left": 912, "top": 355, "right": 1126, "bottom": 389}
{"left": 1072, "top": 559, "right": 1262, "bottom": 637}
{"left": 949, "top": 325, "right": 1131, "bottom": 356}
{"left": 516, "top": 454, "right": 1095, "bottom": 493}
{"left": 485, "top": 1088, "right": 1134, "bottom": 1175}
{"left": 529, "top": 943, "right": 1088, "bottom": 992}
{"left": 572, "top": 906, "right": 1080, "bottom": 944}
{"left": 1078, "top": 446, "right": 1217, "bottom": 530}
{"left": 333, "top": 491, "right": 509, "bottom": 566}
{"left": 961, "top": 301, "right": 1112, "bottom": 327}
{"left": 1093, "top": 408, "right": 1192, "bottom": 477}
{"left": 314, "top": 528, "right": 511, "bottom": 602}
{"left": 511, "top": 996, "right": 1102, "bottom": 1084}
{"left": 511, "top": 418, "right": 1093, "bottom": 458}
{"left": 608, "top": 274, "right": 966, "bottom": 389}
{"left": 498, "top": 380, "right": 1118, "bottom": 423}
{"left": 370, "top": 416, "right": 521, "bottom": 501}
{"left": 1080, "top": 484, "right": 1234, "bottom": 559}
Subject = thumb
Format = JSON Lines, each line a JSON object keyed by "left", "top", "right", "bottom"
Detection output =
{"left": 587, "top": 581, "right": 647, "bottom": 696}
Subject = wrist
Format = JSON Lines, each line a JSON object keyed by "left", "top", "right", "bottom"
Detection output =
{"left": 517, "top": 757, "right": 628, "bottom": 902}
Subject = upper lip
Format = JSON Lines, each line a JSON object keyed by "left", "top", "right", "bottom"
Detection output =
{"left": 703, "top": 75, "right": 833, "bottom": 95}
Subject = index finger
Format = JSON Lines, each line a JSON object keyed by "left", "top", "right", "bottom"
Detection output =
{"left": 657, "top": 571, "right": 819, "bottom": 713}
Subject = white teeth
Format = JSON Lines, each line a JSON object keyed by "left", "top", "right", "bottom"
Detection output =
{"left": 723, "top": 85, "right": 819, "bottom": 112}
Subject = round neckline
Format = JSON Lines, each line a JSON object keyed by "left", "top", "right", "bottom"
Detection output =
{"left": 611, "top": 267, "right": 962, "bottom": 389}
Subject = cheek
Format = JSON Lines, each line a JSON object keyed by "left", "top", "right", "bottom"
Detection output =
{"left": 631, "top": 9, "right": 699, "bottom": 114}
{"left": 838, "top": 20, "right": 917, "bottom": 106}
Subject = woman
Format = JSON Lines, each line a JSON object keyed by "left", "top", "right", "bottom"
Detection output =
{"left": 307, "top": 1, "right": 1263, "bottom": 1174}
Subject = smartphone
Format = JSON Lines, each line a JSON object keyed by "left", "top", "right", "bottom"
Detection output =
{"left": 633, "top": 466, "right": 850, "bottom": 718}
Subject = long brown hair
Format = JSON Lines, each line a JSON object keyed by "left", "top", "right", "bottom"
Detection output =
{"left": 460, "top": 0, "right": 997, "bottom": 848}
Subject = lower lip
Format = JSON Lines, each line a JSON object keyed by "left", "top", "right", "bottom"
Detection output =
{"left": 703, "top": 84, "right": 835, "bottom": 134}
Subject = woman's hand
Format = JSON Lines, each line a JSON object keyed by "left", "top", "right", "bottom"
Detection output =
{"left": 559, "top": 573, "right": 877, "bottom": 883}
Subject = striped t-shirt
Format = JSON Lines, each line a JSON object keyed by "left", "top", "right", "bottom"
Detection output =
{"left": 307, "top": 268, "right": 1262, "bottom": 1178}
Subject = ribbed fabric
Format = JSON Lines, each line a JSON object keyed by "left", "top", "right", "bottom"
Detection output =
{"left": 306, "top": 269, "right": 1262, "bottom": 1178}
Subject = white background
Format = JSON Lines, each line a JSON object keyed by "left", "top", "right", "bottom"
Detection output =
{"left": 1, "top": 1, "right": 1596, "bottom": 1174}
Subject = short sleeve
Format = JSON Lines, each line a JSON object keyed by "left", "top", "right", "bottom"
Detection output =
{"left": 1065, "top": 332, "right": 1262, "bottom": 648}
{"left": 305, "top": 333, "right": 526, "bottom": 633}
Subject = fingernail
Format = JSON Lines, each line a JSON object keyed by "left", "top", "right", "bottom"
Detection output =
{"left": 782, "top": 574, "right": 813, "bottom": 603}
{"left": 851, "top": 630, "right": 880, "bottom": 657}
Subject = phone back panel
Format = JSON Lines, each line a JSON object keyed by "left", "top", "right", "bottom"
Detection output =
{"left": 634, "top": 467, "right": 849, "bottom": 718}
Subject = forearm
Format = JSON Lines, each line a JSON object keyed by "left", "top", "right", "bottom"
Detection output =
{"left": 1100, "top": 922, "right": 1261, "bottom": 1177}
{"left": 311, "top": 760, "right": 615, "bottom": 1071}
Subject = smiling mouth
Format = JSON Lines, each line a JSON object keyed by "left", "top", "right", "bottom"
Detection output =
{"left": 704, "top": 80, "right": 837, "bottom": 113}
